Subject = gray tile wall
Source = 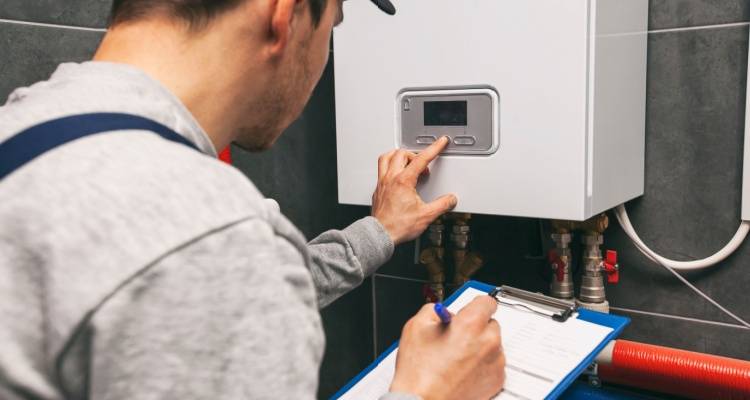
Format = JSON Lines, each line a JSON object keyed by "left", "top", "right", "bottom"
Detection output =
{"left": 0, "top": 0, "right": 110, "bottom": 28}
{"left": 1, "top": 1, "right": 749, "bottom": 399}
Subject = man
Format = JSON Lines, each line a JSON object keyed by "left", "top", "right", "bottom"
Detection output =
{"left": 0, "top": 0, "right": 505, "bottom": 399}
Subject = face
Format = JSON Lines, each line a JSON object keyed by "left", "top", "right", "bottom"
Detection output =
{"left": 234, "top": 0, "right": 344, "bottom": 152}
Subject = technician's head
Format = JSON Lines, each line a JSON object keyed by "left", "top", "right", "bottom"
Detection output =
{"left": 106, "top": 0, "right": 394, "bottom": 152}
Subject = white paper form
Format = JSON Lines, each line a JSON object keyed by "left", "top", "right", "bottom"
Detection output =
{"left": 338, "top": 288, "right": 613, "bottom": 400}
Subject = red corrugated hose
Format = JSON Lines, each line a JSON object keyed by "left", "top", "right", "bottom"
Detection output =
{"left": 598, "top": 339, "right": 750, "bottom": 399}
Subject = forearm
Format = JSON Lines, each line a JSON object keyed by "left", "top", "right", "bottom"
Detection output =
{"left": 307, "top": 217, "right": 394, "bottom": 307}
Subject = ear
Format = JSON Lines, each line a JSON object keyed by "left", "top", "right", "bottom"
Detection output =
{"left": 268, "top": 0, "right": 305, "bottom": 57}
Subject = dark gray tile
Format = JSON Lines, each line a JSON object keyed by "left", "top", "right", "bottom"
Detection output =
{"left": 0, "top": 0, "right": 111, "bottom": 28}
{"left": 613, "top": 309, "right": 750, "bottom": 361}
{"left": 604, "top": 26, "right": 750, "bottom": 323}
{"left": 649, "top": 0, "right": 750, "bottom": 30}
{"left": 468, "top": 215, "right": 549, "bottom": 292}
{"left": 0, "top": 22, "right": 102, "bottom": 102}
{"left": 373, "top": 240, "right": 423, "bottom": 280}
{"left": 373, "top": 275, "right": 427, "bottom": 354}
{"left": 318, "top": 279, "right": 374, "bottom": 399}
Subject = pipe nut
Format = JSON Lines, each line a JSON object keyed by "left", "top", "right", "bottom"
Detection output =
{"left": 452, "top": 225, "right": 470, "bottom": 234}
{"left": 551, "top": 233, "right": 572, "bottom": 246}
{"left": 428, "top": 224, "right": 445, "bottom": 232}
{"left": 427, "top": 232, "right": 443, "bottom": 246}
{"left": 582, "top": 234, "right": 604, "bottom": 245}
{"left": 450, "top": 234, "right": 469, "bottom": 249}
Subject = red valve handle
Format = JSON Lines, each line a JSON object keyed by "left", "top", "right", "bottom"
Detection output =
{"left": 422, "top": 284, "right": 439, "bottom": 303}
{"left": 219, "top": 146, "right": 232, "bottom": 164}
{"left": 548, "top": 250, "right": 566, "bottom": 282}
{"left": 603, "top": 250, "right": 619, "bottom": 284}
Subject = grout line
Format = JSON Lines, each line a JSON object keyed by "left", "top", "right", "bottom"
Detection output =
{"left": 371, "top": 275, "right": 378, "bottom": 361}
{"left": 0, "top": 18, "right": 106, "bottom": 32}
{"left": 648, "top": 21, "right": 750, "bottom": 34}
{"left": 374, "top": 273, "right": 428, "bottom": 284}
{"left": 610, "top": 306, "right": 750, "bottom": 330}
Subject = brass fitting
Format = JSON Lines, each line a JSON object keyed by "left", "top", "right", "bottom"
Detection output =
{"left": 447, "top": 213, "right": 472, "bottom": 223}
{"left": 420, "top": 218, "right": 447, "bottom": 302}
{"left": 448, "top": 213, "right": 484, "bottom": 286}
{"left": 551, "top": 213, "right": 609, "bottom": 234}
{"left": 454, "top": 251, "right": 484, "bottom": 286}
{"left": 419, "top": 247, "right": 446, "bottom": 283}
{"left": 420, "top": 213, "right": 484, "bottom": 300}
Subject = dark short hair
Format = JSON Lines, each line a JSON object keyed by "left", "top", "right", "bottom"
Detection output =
{"left": 110, "top": 0, "right": 329, "bottom": 29}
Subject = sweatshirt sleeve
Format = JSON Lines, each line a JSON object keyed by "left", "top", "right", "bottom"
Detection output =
{"left": 69, "top": 218, "right": 324, "bottom": 400}
{"left": 306, "top": 216, "right": 394, "bottom": 308}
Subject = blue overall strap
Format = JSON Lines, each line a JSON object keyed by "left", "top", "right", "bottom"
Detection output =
{"left": 0, "top": 112, "right": 203, "bottom": 181}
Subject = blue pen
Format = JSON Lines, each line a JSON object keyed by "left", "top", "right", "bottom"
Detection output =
{"left": 434, "top": 302, "right": 452, "bottom": 324}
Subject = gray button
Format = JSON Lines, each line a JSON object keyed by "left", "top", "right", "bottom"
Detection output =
{"left": 416, "top": 135, "right": 437, "bottom": 145}
{"left": 454, "top": 136, "right": 476, "bottom": 146}
{"left": 403, "top": 99, "right": 411, "bottom": 111}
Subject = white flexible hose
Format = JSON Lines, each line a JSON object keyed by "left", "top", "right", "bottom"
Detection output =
{"left": 614, "top": 205, "right": 750, "bottom": 270}
{"left": 614, "top": 204, "right": 750, "bottom": 328}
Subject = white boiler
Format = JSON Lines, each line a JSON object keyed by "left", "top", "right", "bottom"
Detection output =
{"left": 334, "top": 0, "right": 648, "bottom": 220}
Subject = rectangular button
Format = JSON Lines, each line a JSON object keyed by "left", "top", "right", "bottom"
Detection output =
{"left": 416, "top": 135, "right": 437, "bottom": 145}
{"left": 454, "top": 136, "right": 476, "bottom": 146}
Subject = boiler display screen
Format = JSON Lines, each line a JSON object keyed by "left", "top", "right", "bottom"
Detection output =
{"left": 424, "top": 101, "right": 468, "bottom": 126}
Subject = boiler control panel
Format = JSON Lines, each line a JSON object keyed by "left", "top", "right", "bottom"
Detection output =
{"left": 397, "top": 88, "right": 499, "bottom": 155}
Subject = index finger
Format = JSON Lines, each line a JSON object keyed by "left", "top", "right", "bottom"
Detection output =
{"left": 403, "top": 136, "right": 450, "bottom": 180}
{"left": 455, "top": 296, "right": 498, "bottom": 330}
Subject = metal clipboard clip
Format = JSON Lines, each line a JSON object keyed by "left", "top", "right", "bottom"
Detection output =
{"left": 488, "top": 285, "right": 577, "bottom": 322}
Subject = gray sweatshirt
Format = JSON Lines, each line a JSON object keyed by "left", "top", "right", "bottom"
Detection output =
{"left": 0, "top": 62, "right": 415, "bottom": 400}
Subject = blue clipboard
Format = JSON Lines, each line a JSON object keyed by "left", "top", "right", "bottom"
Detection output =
{"left": 332, "top": 280, "right": 630, "bottom": 400}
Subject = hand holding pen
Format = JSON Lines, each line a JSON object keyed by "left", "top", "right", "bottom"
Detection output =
{"left": 434, "top": 302, "right": 452, "bottom": 324}
{"left": 391, "top": 296, "right": 505, "bottom": 399}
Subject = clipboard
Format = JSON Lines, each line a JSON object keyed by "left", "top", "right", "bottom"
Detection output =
{"left": 332, "top": 280, "right": 630, "bottom": 400}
